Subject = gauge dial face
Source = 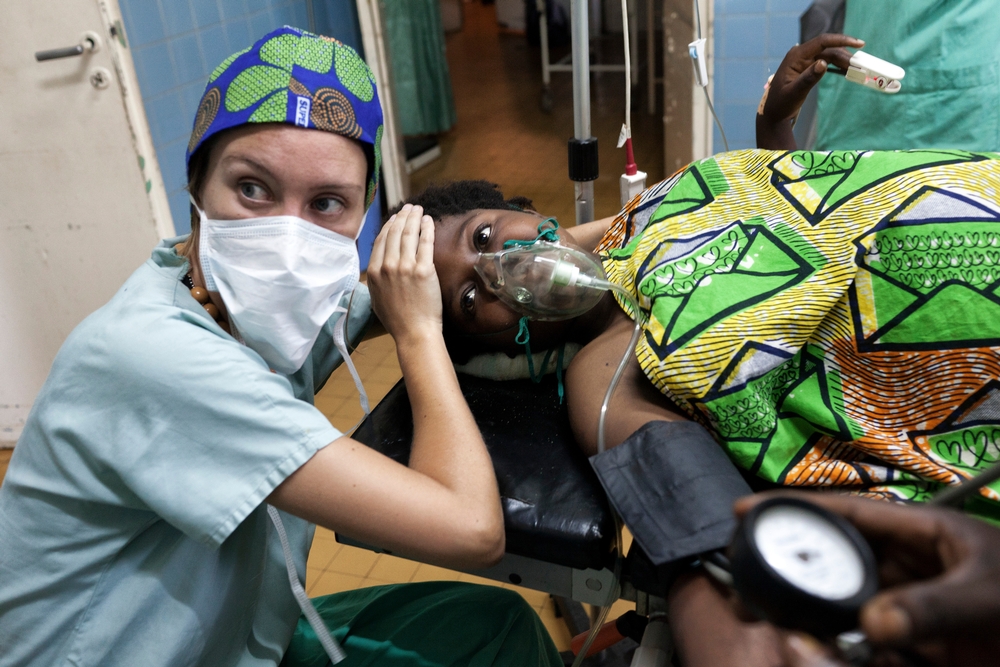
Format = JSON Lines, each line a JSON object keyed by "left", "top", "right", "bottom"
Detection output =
{"left": 754, "top": 505, "right": 865, "bottom": 601}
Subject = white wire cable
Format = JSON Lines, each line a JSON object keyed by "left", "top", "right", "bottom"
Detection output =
{"left": 268, "top": 506, "right": 347, "bottom": 664}
{"left": 692, "top": 0, "right": 729, "bottom": 151}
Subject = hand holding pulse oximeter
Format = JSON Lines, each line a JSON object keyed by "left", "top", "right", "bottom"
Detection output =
{"left": 832, "top": 50, "right": 906, "bottom": 94}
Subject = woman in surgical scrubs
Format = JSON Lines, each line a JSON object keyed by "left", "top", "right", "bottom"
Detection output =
{"left": 0, "top": 27, "right": 561, "bottom": 667}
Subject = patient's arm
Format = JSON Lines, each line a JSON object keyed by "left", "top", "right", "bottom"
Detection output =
{"left": 757, "top": 33, "right": 864, "bottom": 150}
{"left": 564, "top": 215, "right": 616, "bottom": 253}
{"left": 567, "top": 309, "right": 789, "bottom": 666}
{"left": 565, "top": 308, "right": 686, "bottom": 455}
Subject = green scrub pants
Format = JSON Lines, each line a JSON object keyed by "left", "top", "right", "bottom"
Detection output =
{"left": 281, "top": 581, "right": 564, "bottom": 667}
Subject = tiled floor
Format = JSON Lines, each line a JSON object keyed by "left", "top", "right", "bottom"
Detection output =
{"left": 0, "top": 449, "right": 11, "bottom": 486}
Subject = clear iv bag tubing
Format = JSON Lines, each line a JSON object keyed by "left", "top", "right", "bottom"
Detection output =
{"left": 597, "top": 284, "right": 643, "bottom": 454}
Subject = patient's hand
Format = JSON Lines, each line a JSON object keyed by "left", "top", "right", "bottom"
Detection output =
{"left": 757, "top": 33, "right": 864, "bottom": 150}
{"left": 669, "top": 571, "right": 786, "bottom": 667}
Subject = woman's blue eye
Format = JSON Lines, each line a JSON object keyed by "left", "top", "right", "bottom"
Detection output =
{"left": 474, "top": 225, "right": 492, "bottom": 250}
{"left": 313, "top": 198, "right": 344, "bottom": 213}
{"left": 239, "top": 182, "right": 266, "bottom": 200}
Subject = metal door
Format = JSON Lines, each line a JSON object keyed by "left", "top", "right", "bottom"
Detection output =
{"left": 0, "top": 0, "right": 171, "bottom": 444}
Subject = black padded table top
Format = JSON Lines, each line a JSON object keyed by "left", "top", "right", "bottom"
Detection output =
{"left": 349, "top": 373, "right": 616, "bottom": 571}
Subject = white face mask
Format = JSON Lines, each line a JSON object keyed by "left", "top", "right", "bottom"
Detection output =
{"left": 196, "top": 206, "right": 362, "bottom": 376}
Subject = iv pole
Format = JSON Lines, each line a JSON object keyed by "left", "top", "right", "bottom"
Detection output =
{"left": 569, "top": 0, "right": 598, "bottom": 225}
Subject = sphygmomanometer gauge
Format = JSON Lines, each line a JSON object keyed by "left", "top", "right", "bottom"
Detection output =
{"left": 729, "top": 497, "right": 879, "bottom": 637}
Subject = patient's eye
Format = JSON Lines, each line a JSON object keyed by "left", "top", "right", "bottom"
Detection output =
{"left": 460, "top": 286, "right": 476, "bottom": 314}
{"left": 473, "top": 224, "right": 492, "bottom": 250}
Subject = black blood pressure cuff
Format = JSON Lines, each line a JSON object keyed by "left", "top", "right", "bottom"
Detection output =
{"left": 589, "top": 420, "right": 752, "bottom": 567}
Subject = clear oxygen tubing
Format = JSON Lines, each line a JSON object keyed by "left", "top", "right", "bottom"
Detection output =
{"left": 693, "top": 0, "right": 729, "bottom": 152}
{"left": 570, "top": 285, "right": 643, "bottom": 667}
{"left": 597, "top": 283, "right": 643, "bottom": 456}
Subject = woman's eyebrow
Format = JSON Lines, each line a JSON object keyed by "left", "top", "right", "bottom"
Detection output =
{"left": 221, "top": 154, "right": 277, "bottom": 181}
{"left": 312, "top": 182, "right": 365, "bottom": 194}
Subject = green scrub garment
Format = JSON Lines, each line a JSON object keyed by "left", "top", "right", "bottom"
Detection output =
{"left": 815, "top": 0, "right": 1000, "bottom": 151}
{"left": 283, "top": 582, "right": 563, "bottom": 667}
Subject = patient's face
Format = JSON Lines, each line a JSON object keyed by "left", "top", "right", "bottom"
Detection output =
{"left": 433, "top": 209, "right": 583, "bottom": 355}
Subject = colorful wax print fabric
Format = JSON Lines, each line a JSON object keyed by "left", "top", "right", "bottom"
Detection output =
{"left": 186, "top": 26, "right": 384, "bottom": 207}
{"left": 599, "top": 149, "right": 1000, "bottom": 519}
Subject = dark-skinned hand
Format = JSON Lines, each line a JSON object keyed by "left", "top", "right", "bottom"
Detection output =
{"left": 735, "top": 492, "right": 1000, "bottom": 667}
{"left": 757, "top": 33, "right": 864, "bottom": 150}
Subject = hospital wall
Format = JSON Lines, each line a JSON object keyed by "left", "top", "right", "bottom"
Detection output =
{"left": 712, "top": 0, "right": 813, "bottom": 151}
{"left": 116, "top": 0, "right": 380, "bottom": 262}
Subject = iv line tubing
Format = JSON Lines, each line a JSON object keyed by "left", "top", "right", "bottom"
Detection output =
{"left": 704, "top": 87, "right": 729, "bottom": 152}
{"left": 570, "top": 284, "right": 641, "bottom": 667}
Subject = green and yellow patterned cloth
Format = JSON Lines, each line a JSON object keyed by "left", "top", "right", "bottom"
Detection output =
{"left": 599, "top": 149, "right": 1000, "bottom": 519}
{"left": 185, "top": 26, "right": 384, "bottom": 208}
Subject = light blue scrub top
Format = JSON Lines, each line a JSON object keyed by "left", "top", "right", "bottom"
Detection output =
{"left": 0, "top": 238, "right": 372, "bottom": 666}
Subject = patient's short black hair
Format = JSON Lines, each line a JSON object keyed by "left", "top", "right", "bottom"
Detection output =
{"left": 387, "top": 180, "right": 534, "bottom": 222}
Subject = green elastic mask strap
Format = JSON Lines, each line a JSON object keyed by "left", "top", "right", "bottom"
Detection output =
{"left": 502, "top": 217, "right": 560, "bottom": 249}
{"left": 515, "top": 316, "right": 535, "bottom": 379}
{"left": 514, "top": 316, "right": 566, "bottom": 404}
{"left": 556, "top": 342, "right": 565, "bottom": 404}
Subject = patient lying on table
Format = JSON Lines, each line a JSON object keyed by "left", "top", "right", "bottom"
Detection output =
{"left": 419, "top": 149, "right": 1000, "bottom": 517}
{"left": 404, "top": 33, "right": 1000, "bottom": 515}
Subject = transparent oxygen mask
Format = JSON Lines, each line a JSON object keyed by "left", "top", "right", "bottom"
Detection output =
{"left": 474, "top": 242, "right": 612, "bottom": 321}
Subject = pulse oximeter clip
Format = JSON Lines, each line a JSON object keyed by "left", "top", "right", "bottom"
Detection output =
{"left": 832, "top": 50, "right": 906, "bottom": 94}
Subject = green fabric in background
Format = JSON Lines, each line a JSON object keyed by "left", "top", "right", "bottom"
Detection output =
{"left": 281, "top": 581, "right": 563, "bottom": 667}
{"left": 815, "top": 0, "right": 1000, "bottom": 151}
{"left": 383, "top": 0, "right": 457, "bottom": 136}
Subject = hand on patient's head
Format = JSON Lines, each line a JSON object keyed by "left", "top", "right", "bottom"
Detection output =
{"left": 762, "top": 33, "right": 865, "bottom": 126}
{"left": 367, "top": 204, "right": 443, "bottom": 344}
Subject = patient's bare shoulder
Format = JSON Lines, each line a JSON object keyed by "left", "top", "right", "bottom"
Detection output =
{"left": 565, "top": 310, "right": 686, "bottom": 456}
